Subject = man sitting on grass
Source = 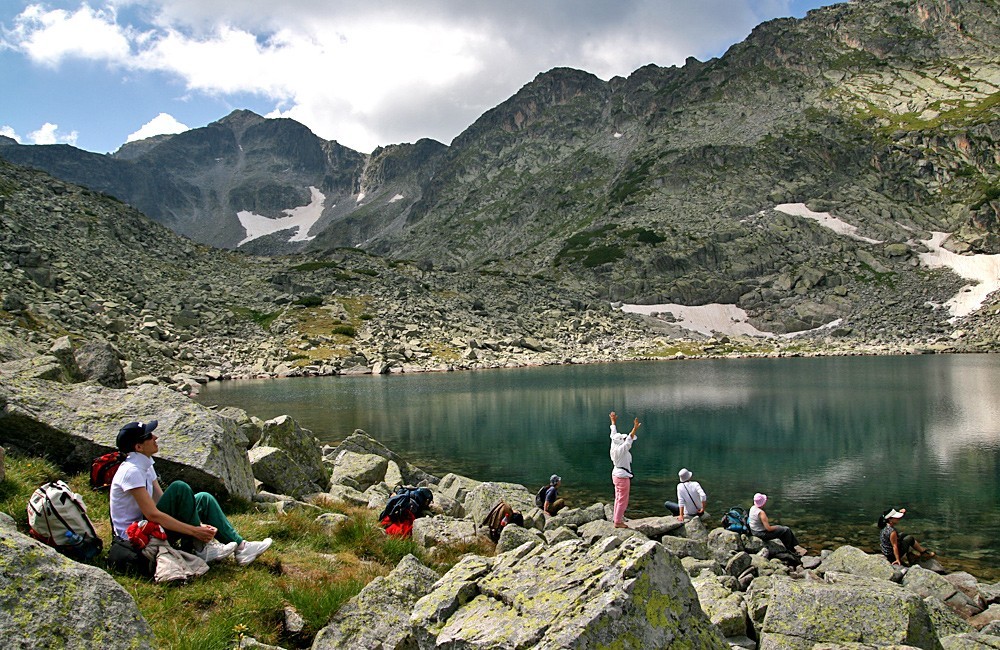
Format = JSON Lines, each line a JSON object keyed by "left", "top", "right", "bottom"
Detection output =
{"left": 109, "top": 419, "right": 271, "bottom": 566}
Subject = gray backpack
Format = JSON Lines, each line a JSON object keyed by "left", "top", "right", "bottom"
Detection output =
{"left": 27, "top": 480, "right": 103, "bottom": 561}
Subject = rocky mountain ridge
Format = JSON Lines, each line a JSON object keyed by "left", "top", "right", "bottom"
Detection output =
{"left": 1, "top": 0, "right": 999, "bottom": 375}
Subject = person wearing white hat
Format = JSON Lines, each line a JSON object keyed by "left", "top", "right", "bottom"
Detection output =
{"left": 878, "top": 508, "right": 934, "bottom": 566}
{"left": 673, "top": 468, "right": 708, "bottom": 522}
{"left": 609, "top": 411, "right": 641, "bottom": 528}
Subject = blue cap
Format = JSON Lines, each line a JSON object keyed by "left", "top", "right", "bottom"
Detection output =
{"left": 116, "top": 420, "right": 158, "bottom": 453}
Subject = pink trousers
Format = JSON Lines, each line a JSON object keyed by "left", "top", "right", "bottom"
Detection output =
{"left": 612, "top": 476, "right": 631, "bottom": 524}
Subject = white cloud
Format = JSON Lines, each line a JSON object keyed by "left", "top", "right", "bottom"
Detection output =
{"left": 5, "top": 3, "right": 132, "bottom": 66}
{"left": 2, "top": 0, "right": 825, "bottom": 152}
{"left": 0, "top": 126, "right": 21, "bottom": 142}
{"left": 126, "top": 112, "right": 190, "bottom": 142}
{"left": 27, "top": 122, "right": 78, "bottom": 145}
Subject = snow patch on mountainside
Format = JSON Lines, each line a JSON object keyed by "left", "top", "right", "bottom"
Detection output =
{"left": 237, "top": 186, "right": 325, "bottom": 246}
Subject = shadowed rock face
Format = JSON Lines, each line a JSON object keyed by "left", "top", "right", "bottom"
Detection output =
{"left": 0, "top": 376, "right": 255, "bottom": 500}
{"left": 410, "top": 536, "right": 728, "bottom": 649}
{"left": 0, "top": 514, "right": 154, "bottom": 649}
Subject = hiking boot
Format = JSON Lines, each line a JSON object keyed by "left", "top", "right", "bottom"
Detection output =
{"left": 195, "top": 540, "right": 237, "bottom": 563}
{"left": 234, "top": 538, "right": 272, "bottom": 566}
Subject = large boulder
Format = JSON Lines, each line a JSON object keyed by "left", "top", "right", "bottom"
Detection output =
{"left": 0, "top": 514, "right": 154, "bottom": 649}
{"left": 692, "top": 572, "right": 750, "bottom": 638}
{"left": 411, "top": 515, "right": 484, "bottom": 549}
{"left": 248, "top": 446, "right": 323, "bottom": 499}
{"left": 75, "top": 340, "right": 126, "bottom": 388}
{"left": 495, "top": 524, "right": 545, "bottom": 554}
{"left": 328, "top": 430, "right": 438, "bottom": 486}
{"left": 257, "top": 415, "right": 327, "bottom": 487}
{"left": 216, "top": 407, "right": 263, "bottom": 448}
{"left": 577, "top": 519, "right": 647, "bottom": 544}
{"left": 939, "top": 632, "right": 1000, "bottom": 649}
{"left": 659, "top": 535, "right": 711, "bottom": 560}
{"left": 707, "top": 527, "right": 762, "bottom": 562}
{"left": 818, "top": 545, "right": 901, "bottom": 583}
{"left": 463, "top": 481, "right": 534, "bottom": 525}
{"left": 312, "top": 554, "right": 439, "bottom": 650}
{"left": 410, "top": 536, "right": 728, "bottom": 649}
{"left": 544, "top": 502, "right": 607, "bottom": 530}
{"left": 758, "top": 573, "right": 939, "bottom": 648}
{"left": 904, "top": 565, "right": 985, "bottom": 619}
{"left": 328, "top": 450, "right": 388, "bottom": 491}
{"left": 0, "top": 379, "right": 255, "bottom": 499}
{"left": 48, "top": 336, "right": 81, "bottom": 381}
{"left": 322, "top": 484, "right": 368, "bottom": 508}
{"left": 436, "top": 472, "right": 481, "bottom": 505}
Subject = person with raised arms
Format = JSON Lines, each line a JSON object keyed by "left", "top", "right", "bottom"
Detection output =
{"left": 609, "top": 411, "right": 641, "bottom": 529}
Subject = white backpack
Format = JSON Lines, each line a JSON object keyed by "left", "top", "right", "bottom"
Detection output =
{"left": 27, "top": 480, "right": 103, "bottom": 560}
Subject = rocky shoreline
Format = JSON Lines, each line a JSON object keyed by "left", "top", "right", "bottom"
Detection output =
{"left": 2, "top": 344, "right": 1000, "bottom": 649}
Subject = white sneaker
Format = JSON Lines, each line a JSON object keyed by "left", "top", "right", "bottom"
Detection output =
{"left": 195, "top": 540, "right": 237, "bottom": 563}
{"left": 234, "top": 538, "right": 272, "bottom": 566}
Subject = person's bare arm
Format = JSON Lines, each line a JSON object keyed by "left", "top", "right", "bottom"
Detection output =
{"left": 890, "top": 529, "right": 903, "bottom": 565}
{"left": 760, "top": 510, "right": 774, "bottom": 532}
{"left": 128, "top": 487, "right": 216, "bottom": 542}
{"left": 629, "top": 417, "right": 641, "bottom": 438}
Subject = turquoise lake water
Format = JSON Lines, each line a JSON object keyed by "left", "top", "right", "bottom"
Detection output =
{"left": 198, "top": 354, "right": 1000, "bottom": 580}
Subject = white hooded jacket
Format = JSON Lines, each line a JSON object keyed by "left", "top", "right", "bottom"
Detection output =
{"left": 609, "top": 424, "right": 634, "bottom": 478}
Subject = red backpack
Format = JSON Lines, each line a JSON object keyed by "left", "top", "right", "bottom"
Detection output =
{"left": 90, "top": 451, "right": 125, "bottom": 490}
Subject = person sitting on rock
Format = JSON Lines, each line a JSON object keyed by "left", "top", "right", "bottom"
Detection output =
{"left": 673, "top": 467, "right": 707, "bottom": 522}
{"left": 748, "top": 492, "right": 807, "bottom": 557}
{"left": 544, "top": 474, "right": 566, "bottom": 516}
{"left": 109, "top": 419, "right": 272, "bottom": 567}
{"left": 878, "top": 507, "right": 934, "bottom": 566}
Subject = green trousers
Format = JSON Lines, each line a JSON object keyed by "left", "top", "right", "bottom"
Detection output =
{"left": 156, "top": 480, "right": 244, "bottom": 545}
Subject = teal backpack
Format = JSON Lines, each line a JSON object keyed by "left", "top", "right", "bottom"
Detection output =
{"left": 721, "top": 506, "right": 750, "bottom": 536}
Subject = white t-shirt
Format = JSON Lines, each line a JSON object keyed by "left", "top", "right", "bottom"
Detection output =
{"left": 109, "top": 452, "right": 157, "bottom": 539}
{"left": 676, "top": 480, "right": 707, "bottom": 516}
{"left": 609, "top": 424, "right": 634, "bottom": 478}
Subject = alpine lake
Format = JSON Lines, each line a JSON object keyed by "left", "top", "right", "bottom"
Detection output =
{"left": 197, "top": 353, "right": 1000, "bottom": 581}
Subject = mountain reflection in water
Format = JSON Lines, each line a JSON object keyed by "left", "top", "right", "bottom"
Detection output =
{"left": 198, "top": 354, "right": 1000, "bottom": 580}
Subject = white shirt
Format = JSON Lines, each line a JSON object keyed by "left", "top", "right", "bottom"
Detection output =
{"left": 609, "top": 424, "right": 634, "bottom": 478}
{"left": 109, "top": 452, "right": 157, "bottom": 539}
{"left": 676, "top": 480, "right": 707, "bottom": 516}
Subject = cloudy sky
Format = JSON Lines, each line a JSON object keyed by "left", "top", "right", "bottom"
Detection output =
{"left": 1, "top": 0, "right": 838, "bottom": 155}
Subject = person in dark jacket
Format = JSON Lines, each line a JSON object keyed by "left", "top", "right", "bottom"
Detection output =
{"left": 878, "top": 508, "right": 934, "bottom": 566}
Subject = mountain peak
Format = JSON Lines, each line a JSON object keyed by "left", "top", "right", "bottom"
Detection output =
{"left": 213, "top": 109, "right": 267, "bottom": 131}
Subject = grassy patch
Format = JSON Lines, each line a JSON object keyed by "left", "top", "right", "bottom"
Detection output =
{"left": 0, "top": 454, "right": 486, "bottom": 649}
{"left": 290, "top": 261, "right": 341, "bottom": 272}
{"left": 330, "top": 325, "right": 356, "bottom": 338}
{"left": 230, "top": 306, "right": 281, "bottom": 331}
{"left": 294, "top": 296, "right": 323, "bottom": 308}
